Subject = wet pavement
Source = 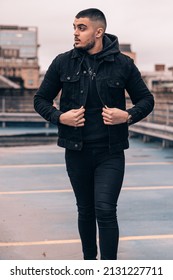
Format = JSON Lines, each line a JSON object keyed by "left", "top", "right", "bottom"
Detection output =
{"left": 0, "top": 138, "right": 173, "bottom": 260}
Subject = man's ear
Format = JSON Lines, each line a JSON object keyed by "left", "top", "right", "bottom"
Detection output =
{"left": 96, "top": 28, "right": 104, "bottom": 38}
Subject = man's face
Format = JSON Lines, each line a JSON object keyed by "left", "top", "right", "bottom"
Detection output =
{"left": 73, "top": 17, "right": 98, "bottom": 51}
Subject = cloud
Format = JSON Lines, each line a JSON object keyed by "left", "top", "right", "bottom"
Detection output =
{"left": 1, "top": 0, "right": 173, "bottom": 71}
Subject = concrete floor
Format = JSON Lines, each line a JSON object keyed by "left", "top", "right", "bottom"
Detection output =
{"left": 0, "top": 138, "right": 173, "bottom": 260}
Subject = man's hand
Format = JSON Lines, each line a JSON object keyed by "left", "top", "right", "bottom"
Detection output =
{"left": 102, "top": 106, "right": 128, "bottom": 125}
{"left": 59, "top": 106, "right": 85, "bottom": 127}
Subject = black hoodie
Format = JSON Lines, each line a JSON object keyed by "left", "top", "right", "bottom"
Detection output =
{"left": 81, "top": 34, "right": 120, "bottom": 145}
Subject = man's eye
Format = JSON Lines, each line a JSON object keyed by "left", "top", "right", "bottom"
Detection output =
{"left": 79, "top": 26, "right": 86, "bottom": 31}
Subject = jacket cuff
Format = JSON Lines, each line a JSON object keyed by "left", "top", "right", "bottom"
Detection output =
{"left": 126, "top": 108, "right": 143, "bottom": 125}
{"left": 50, "top": 110, "right": 63, "bottom": 126}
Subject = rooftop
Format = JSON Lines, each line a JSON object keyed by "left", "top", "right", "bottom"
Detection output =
{"left": 119, "top": 43, "right": 132, "bottom": 52}
{"left": 0, "top": 75, "right": 20, "bottom": 89}
{"left": 0, "top": 25, "right": 37, "bottom": 31}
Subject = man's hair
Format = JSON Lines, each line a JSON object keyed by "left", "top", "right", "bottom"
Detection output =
{"left": 75, "top": 8, "right": 107, "bottom": 31}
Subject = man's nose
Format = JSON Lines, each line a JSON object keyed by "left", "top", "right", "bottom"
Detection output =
{"left": 74, "top": 28, "right": 79, "bottom": 36}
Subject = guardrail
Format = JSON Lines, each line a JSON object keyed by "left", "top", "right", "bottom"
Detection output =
{"left": 0, "top": 112, "right": 49, "bottom": 128}
{"left": 147, "top": 102, "right": 173, "bottom": 126}
{"left": 0, "top": 94, "right": 35, "bottom": 113}
{"left": 1, "top": 95, "right": 173, "bottom": 124}
{"left": 0, "top": 95, "right": 173, "bottom": 147}
{"left": 128, "top": 101, "right": 173, "bottom": 147}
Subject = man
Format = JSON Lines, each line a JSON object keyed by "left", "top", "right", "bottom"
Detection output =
{"left": 34, "top": 8, "right": 154, "bottom": 260}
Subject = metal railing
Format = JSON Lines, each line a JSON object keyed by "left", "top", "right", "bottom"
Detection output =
{"left": 0, "top": 94, "right": 173, "bottom": 146}
{"left": 0, "top": 95, "right": 35, "bottom": 113}
{"left": 0, "top": 95, "right": 173, "bottom": 128}
{"left": 147, "top": 101, "right": 173, "bottom": 126}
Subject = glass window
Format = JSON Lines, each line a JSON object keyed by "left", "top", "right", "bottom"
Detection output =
{"left": 0, "top": 29, "right": 37, "bottom": 58}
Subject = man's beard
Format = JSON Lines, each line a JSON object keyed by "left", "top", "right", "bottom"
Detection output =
{"left": 74, "top": 40, "right": 95, "bottom": 51}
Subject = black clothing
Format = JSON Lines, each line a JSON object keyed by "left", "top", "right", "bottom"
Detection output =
{"left": 34, "top": 32, "right": 154, "bottom": 260}
{"left": 34, "top": 33, "right": 154, "bottom": 152}
{"left": 65, "top": 147, "right": 125, "bottom": 260}
{"left": 82, "top": 54, "right": 108, "bottom": 143}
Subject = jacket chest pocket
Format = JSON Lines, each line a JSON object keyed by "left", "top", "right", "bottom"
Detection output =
{"left": 60, "top": 75, "right": 81, "bottom": 108}
{"left": 60, "top": 74, "right": 80, "bottom": 91}
{"left": 107, "top": 79, "right": 126, "bottom": 108}
{"left": 107, "top": 79, "right": 125, "bottom": 90}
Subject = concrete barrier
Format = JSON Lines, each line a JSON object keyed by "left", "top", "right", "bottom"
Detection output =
{"left": 129, "top": 122, "right": 173, "bottom": 147}
{"left": 0, "top": 112, "right": 49, "bottom": 128}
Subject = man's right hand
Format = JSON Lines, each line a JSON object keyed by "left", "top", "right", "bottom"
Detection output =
{"left": 59, "top": 106, "right": 85, "bottom": 127}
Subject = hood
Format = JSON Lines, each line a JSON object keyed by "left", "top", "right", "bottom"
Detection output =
{"left": 73, "top": 33, "right": 120, "bottom": 60}
{"left": 73, "top": 33, "right": 120, "bottom": 75}
{"left": 95, "top": 33, "right": 120, "bottom": 59}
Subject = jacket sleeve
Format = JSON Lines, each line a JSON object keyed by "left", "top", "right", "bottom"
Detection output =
{"left": 125, "top": 61, "right": 154, "bottom": 125}
{"left": 34, "top": 56, "right": 63, "bottom": 126}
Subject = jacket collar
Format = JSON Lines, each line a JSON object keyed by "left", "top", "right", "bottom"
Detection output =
{"left": 71, "top": 49, "right": 115, "bottom": 62}
{"left": 71, "top": 33, "right": 119, "bottom": 62}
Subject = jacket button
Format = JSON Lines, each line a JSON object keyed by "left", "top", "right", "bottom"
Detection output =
{"left": 80, "top": 90, "right": 84, "bottom": 93}
{"left": 67, "top": 76, "right": 71, "bottom": 80}
{"left": 83, "top": 70, "right": 87, "bottom": 74}
{"left": 74, "top": 144, "right": 78, "bottom": 148}
{"left": 116, "top": 82, "right": 120, "bottom": 86}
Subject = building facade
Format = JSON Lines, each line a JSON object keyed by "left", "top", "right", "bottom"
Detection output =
{"left": 0, "top": 25, "right": 40, "bottom": 89}
{"left": 142, "top": 64, "right": 173, "bottom": 92}
{"left": 119, "top": 43, "right": 136, "bottom": 62}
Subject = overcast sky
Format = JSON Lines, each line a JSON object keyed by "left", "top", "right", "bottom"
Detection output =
{"left": 1, "top": 0, "right": 173, "bottom": 72}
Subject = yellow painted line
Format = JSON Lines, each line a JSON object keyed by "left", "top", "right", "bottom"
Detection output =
{"left": 127, "top": 161, "right": 173, "bottom": 166}
{"left": 0, "top": 189, "right": 72, "bottom": 195}
{"left": 120, "top": 234, "right": 173, "bottom": 241}
{"left": 123, "top": 186, "right": 173, "bottom": 191}
{"left": 0, "top": 186, "right": 173, "bottom": 196}
{"left": 0, "top": 163, "right": 65, "bottom": 169}
{"left": 0, "top": 161, "right": 172, "bottom": 169}
{"left": 0, "top": 235, "right": 173, "bottom": 247}
{"left": 0, "top": 239, "right": 80, "bottom": 247}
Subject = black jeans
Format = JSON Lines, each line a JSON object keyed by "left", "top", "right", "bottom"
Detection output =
{"left": 65, "top": 146, "right": 125, "bottom": 260}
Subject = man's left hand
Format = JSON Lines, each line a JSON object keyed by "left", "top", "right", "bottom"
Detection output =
{"left": 102, "top": 106, "right": 128, "bottom": 125}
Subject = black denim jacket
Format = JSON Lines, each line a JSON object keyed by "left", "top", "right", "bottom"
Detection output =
{"left": 34, "top": 34, "right": 154, "bottom": 152}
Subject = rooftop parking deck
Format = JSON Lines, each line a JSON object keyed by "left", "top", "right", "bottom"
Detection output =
{"left": 0, "top": 138, "right": 172, "bottom": 260}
